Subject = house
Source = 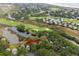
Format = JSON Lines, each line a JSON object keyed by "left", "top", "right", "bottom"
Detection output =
{"left": 63, "top": 23, "right": 68, "bottom": 27}
{"left": 76, "top": 16, "right": 79, "bottom": 20}
{"left": 43, "top": 18, "right": 63, "bottom": 25}
{"left": 8, "top": 14, "right": 15, "bottom": 20}
{"left": 68, "top": 24, "right": 73, "bottom": 28}
{"left": 73, "top": 26, "right": 77, "bottom": 30}
{"left": 58, "top": 22, "right": 62, "bottom": 25}
{"left": 60, "top": 18, "right": 64, "bottom": 22}
{"left": 49, "top": 19, "right": 54, "bottom": 24}
{"left": 43, "top": 17, "right": 79, "bottom": 31}
{"left": 43, "top": 19, "right": 46, "bottom": 23}
{"left": 77, "top": 24, "right": 79, "bottom": 30}
{"left": 21, "top": 17, "right": 24, "bottom": 20}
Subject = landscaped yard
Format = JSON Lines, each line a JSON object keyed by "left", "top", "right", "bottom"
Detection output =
{"left": 64, "top": 18, "right": 79, "bottom": 24}
{"left": 30, "top": 17, "right": 46, "bottom": 19}
{"left": 29, "top": 16, "right": 60, "bottom": 20}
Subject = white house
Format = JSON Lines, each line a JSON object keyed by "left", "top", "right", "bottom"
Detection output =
{"left": 8, "top": 14, "right": 15, "bottom": 20}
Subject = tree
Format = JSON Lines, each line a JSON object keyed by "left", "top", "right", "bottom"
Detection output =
{"left": 16, "top": 24, "right": 25, "bottom": 32}
{"left": 30, "top": 44, "right": 37, "bottom": 53}
{"left": 17, "top": 47, "right": 29, "bottom": 56}
{"left": 10, "top": 9, "right": 29, "bottom": 20}
{"left": 36, "top": 48, "right": 54, "bottom": 56}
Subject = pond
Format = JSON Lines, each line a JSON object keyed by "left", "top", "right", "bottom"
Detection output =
{"left": 8, "top": 27, "right": 31, "bottom": 38}
{"left": 2, "top": 27, "right": 19, "bottom": 44}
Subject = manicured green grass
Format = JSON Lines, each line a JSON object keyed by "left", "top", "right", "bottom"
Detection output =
{"left": 64, "top": 18, "right": 79, "bottom": 24}
{"left": 29, "top": 16, "right": 46, "bottom": 20}
{"left": 29, "top": 16, "right": 60, "bottom": 20}
{"left": 0, "top": 18, "right": 52, "bottom": 32}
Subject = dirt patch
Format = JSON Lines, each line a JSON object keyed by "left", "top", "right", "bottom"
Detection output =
{"left": 56, "top": 26, "right": 79, "bottom": 38}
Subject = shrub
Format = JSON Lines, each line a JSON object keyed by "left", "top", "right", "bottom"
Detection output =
{"left": 16, "top": 24, "right": 25, "bottom": 32}
{"left": 36, "top": 48, "right": 54, "bottom": 56}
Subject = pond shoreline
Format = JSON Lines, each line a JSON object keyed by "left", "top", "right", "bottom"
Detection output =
{"left": 2, "top": 27, "right": 19, "bottom": 44}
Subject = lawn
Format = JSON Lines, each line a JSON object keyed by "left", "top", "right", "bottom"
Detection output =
{"left": 29, "top": 16, "right": 46, "bottom": 20}
{"left": 0, "top": 18, "right": 52, "bottom": 32}
{"left": 64, "top": 18, "right": 79, "bottom": 24}
{"left": 29, "top": 16, "right": 61, "bottom": 20}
